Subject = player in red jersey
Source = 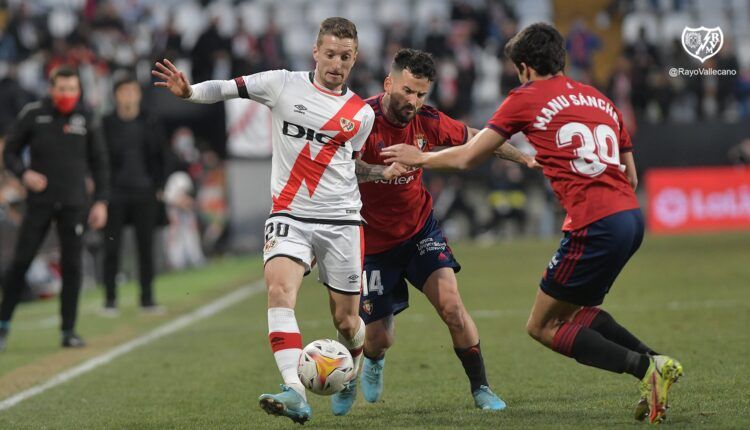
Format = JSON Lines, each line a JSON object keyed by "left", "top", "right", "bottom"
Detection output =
{"left": 383, "top": 24, "right": 683, "bottom": 423}
{"left": 334, "top": 49, "right": 536, "bottom": 414}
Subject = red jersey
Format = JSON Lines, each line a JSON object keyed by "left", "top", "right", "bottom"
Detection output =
{"left": 487, "top": 75, "right": 639, "bottom": 231}
{"left": 359, "top": 94, "right": 467, "bottom": 254}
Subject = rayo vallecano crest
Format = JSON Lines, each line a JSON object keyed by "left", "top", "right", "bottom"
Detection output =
{"left": 681, "top": 26, "right": 723, "bottom": 63}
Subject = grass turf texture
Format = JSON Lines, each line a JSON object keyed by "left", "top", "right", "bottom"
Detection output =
{"left": 0, "top": 233, "right": 748, "bottom": 429}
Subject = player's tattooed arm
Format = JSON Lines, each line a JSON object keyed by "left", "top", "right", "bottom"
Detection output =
{"left": 354, "top": 157, "right": 409, "bottom": 183}
{"left": 494, "top": 143, "right": 540, "bottom": 169}
{"left": 383, "top": 128, "right": 507, "bottom": 170}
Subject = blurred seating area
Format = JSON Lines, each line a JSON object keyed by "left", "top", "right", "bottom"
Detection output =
{"left": 0, "top": 0, "right": 747, "bottom": 248}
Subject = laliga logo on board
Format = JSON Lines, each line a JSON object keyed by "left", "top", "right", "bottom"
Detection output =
{"left": 681, "top": 26, "right": 723, "bottom": 63}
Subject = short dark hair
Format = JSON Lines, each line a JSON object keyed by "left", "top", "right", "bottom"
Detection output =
{"left": 317, "top": 17, "right": 358, "bottom": 48}
{"left": 48, "top": 65, "right": 79, "bottom": 85}
{"left": 112, "top": 70, "right": 138, "bottom": 92}
{"left": 391, "top": 48, "right": 436, "bottom": 82}
{"left": 504, "top": 22, "right": 566, "bottom": 76}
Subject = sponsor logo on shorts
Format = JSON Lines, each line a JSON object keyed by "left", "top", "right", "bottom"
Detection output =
{"left": 362, "top": 299, "right": 373, "bottom": 315}
{"left": 416, "top": 237, "right": 447, "bottom": 256}
{"left": 348, "top": 274, "right": 360, "bottom": 284}
{"left": 263, "top": 237, "right": 278, "bottom": 253}
{"left": 548, "top": 254, "right": 559, "bottom": 270}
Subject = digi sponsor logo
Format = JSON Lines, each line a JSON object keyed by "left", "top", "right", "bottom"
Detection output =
{"left": 282, "top": 121, "right": 339, "bottom": 146}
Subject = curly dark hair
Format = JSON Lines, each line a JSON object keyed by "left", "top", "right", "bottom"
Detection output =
{"left": 504, "top": 22, "right": 566, "bottom": 76}
{"left": 391, "top": 48, "right": 436, "bottom": 82}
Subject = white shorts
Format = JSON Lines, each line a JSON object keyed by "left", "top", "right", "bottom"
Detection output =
{"left": 263, "top": 215, "right": 363, "bottom": 294}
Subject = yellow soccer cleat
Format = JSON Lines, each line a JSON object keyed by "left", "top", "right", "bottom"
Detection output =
{"left": 638, "top": 355, "right": 684, "bottom": 423}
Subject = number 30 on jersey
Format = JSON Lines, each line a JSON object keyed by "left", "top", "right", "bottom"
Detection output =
{"left": 556, "top": 122, "right": 621, "bottom": 177}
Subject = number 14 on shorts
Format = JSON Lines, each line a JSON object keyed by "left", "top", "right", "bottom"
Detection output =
{"left": 362, "top": 270, "right": 383, "bottom": 296}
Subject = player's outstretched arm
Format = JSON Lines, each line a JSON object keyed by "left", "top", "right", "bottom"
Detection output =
{"left": 494, "top": 143, "right": 540, "bottom": 169}
{"left": 152, "top": 59, "right": 192, "bottom": 98}
{"left": 383, "top": 127, "right": 507, "bottom": 171}
{"left": 152, "top": 59, "right": 241, "bottom": 104}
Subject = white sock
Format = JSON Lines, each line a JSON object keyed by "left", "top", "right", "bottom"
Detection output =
{"left": 268, "top": 307, "right": 305, "bottom": 399}
{"left": 337, "top": 317, "right": 365, "bottom": 376}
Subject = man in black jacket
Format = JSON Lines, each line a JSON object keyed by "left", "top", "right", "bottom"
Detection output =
{"left": 0, "top": 66, "right": 109, "bottom": 350}
{"left": 101, "top": 71, "right": 167, "bottom": 315}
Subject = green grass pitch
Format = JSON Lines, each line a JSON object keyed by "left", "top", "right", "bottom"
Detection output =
{"left": 0, "top": 233, "right": 748, "bottom": 429}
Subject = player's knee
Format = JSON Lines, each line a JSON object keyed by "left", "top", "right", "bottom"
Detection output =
{"left": 525, "top": 319, "right": 544, "bottom": 342}
{"left": 366, "top": 329, "right": 393, "bottom": 353}
{"left": 266, "top": 282, "right": 295, "bottom": 307}
{"left": 439, "top": 302, "right": 466, "bottom": 332}
{"left": 333, "top": 313, "right": 359, "bottom": 338}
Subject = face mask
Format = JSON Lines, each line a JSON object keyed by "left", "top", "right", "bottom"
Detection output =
{"left": 52, "top": 93, "right": 80, "bottom": 114}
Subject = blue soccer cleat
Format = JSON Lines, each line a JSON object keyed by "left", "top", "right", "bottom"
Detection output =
{"left": 259, "top": 384, "right": 312, "bottom": 425}
{"left": 331, "top": 377, "right": 358, "bottom": 416}
{"left": 361, "top": 356, "right": 385, "bottom": 402}
{"left": 472, "top": 385, "right": 507, "bottom": 411}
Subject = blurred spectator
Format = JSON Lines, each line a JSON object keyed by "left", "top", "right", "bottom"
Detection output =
{"left": 728, "top": 138, "right": 750, "bottom": 165}
{"left": 191, "top": 17, "right": 230, "bottom": 83}
{"left": 0, "top": 63, "right": 33, "bottom": 134}
{"left": 481, "top": 159, "right": 527, "bottom": 239}
{"left": 101, "top": 71, "right": 168, "bottom": 315}
{"left": 196, "top": 150, "right": 228, "bottom": 255}
{"left": 256, "top": 17, "right": 288, "bottom": 71}
{"left": 607, "top": 55, "right": 637, "bottom": 133}
{"left": 163, "top": 169, "right": 204, "bottom": 270}
{"left": 565, "top": 20, "right": 601, "bottom": 81}
{"left": 623, "top": 27, "right": 659, "bottom": 115}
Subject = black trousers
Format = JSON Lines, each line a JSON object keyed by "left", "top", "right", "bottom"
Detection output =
{"left": 0, "top": 202, "right": 86, "bottom": 331}
{"left": 103, "top": 194, "right": 158, "bottom": 307}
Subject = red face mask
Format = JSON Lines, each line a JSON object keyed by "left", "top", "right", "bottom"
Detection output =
{"left": 52, "top": 93, "right": 80, "bottom": 114}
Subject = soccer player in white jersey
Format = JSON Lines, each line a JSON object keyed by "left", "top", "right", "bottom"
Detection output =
{"left": 152, "top": 17, "right": 399, "bottom": 424}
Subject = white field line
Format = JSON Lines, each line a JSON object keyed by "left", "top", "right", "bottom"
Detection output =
{"left": 0, "top": 281, "right": 265, "bottom": 412}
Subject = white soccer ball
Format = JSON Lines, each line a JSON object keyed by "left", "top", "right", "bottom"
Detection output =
{"left": 297, "top": 339, "right": 355, "bottom": 396}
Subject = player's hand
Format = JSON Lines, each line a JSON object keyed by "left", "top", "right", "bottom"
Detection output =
{"left": 88, "top": 201, "right": 108, "bottom": 230}
{"left": 627, "top": 169, "right": 638, "bottom": 190}
{"left": 524, "top": 156, "right": 542, "bottom": 170}
{"left": 383, "top": 162, "right": 409, "bottom": 180}
{"left": 152, "top": 59, "right": 192, "bottom": 98}
{"left": 22, "top": 169, "right": 47, "bottom": 192}
{"left": 382, "top": 144, "right": 425, "bottom": 167}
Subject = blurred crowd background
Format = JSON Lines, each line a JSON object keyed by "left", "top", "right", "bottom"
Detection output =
{"left": 0, "top": 0, "right": 749, "bottom": 298}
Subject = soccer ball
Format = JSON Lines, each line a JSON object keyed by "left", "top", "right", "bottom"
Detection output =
{"left": 297, "top": 339, "right": 355, "bottom": 396}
